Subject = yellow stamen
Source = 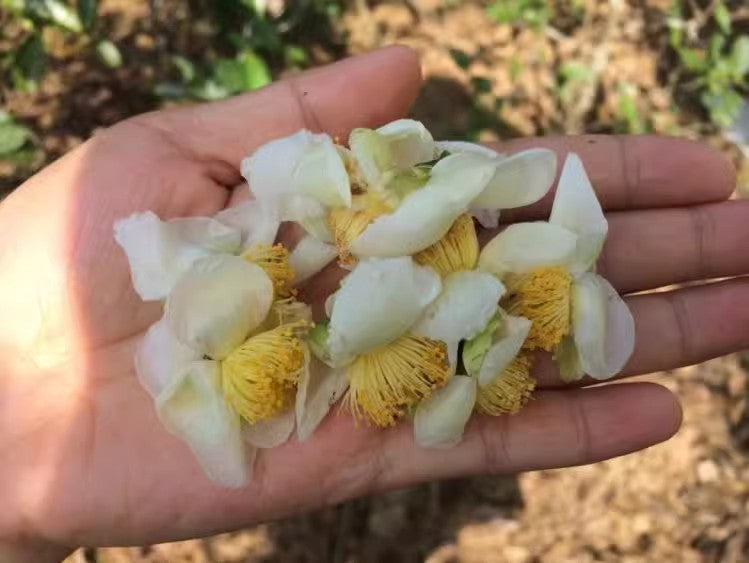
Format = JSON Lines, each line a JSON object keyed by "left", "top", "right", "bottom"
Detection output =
{"left": 242, "top": 243, "right": 295, "bottom": 297}
{"left": 414, "top": 214, "right": 479, "bottom": 276}
{"left": 475, "top": 353, "right": 536, "bottom": 415}
{"left": 505, "top": 266, "right": 572, "bottom": 351}
{"left": 327, "top": 194, "right": 393, "bottom": 265}
{"left": 221, "top": 321, "right": 308, "bottom": 424}
{"left": 343, "top": 334, "right": 450, "bottom": 427}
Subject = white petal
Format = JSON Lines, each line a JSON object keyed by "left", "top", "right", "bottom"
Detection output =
{"left": 477, "top": 314, "right": 532, "bottom": 387}
{"left": 293, "top": 134, "right": 351, "bottom": 208}
{"left": 135, "top": 318, "right": 201, "bottom": 398}
{"left": 351, "top": 152, "right": 497, "bottom": 257}
{"left": 412, "top": 271, "right": 505, "bottom": 367}
{"left": 328, "top": 257, "right": 442, "bottom": 361}
{"left": 435, "top": 140, "right": 502, "bottom": 158}
{"left": 157, "top": 360, "right": 250, "bottom": 488}
{"left": 296, "top": 356, "right": 349, "bottom": 441}
{"left": 242, "top": 130, "right": 350, "bottom": 208}
{"left": 214, "top": 198, "right": 280, "bottom": 251}
{"left": 350, "top": 120, "right": 436, "bottom": 188}
{"left": 414, "top": 375, "right": 477, "bottom": 448}
{"left": 165, "top": 255, "right": 273, "bottom": 360}
{"left": 114, "top": 211, "right": 241, "bottom": 301}
{"left": 243, "top": 408, "right": 295, "bottom": 449}
{"left": 549, "top": 153, "right": 608, "bottom": 273}
{"left": 472, "top": 148, "right": 557, "bottom": 210}
{"left": 471, "top": 207, "right": 501, "bottom": 229}
{"left": 289, "top": 235, "right": 338, "bottom": 284}
{"left": 478, "top": 222, "right": 578, "bottom": 277}
{"left": 376, "top": 119, "right": 436, "bottom": 167}
{"left": 572, "top": 273, "right": 634, "bottom": 380}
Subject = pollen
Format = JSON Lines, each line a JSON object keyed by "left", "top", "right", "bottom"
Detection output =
{"left": 343, "top": 334, "right": 450, "bottom": 427}
{"left": 414, "top": 213, "right": 479, "bottom": 276}
{"left": 505, "top": 266, "right": 572, "bottom": 351}
{"left": 221, "top": 321, "right": 309, "bottom": 424}
{"left": 327, "top": 194, "right": 392, "bottom": 265}
{"left": 242, "top": 243, "right": 295, "bottom": 297}
{"left": 475, "top": 353, "right": 536, "bottom": 415}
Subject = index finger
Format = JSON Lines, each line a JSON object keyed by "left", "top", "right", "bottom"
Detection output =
{"left": 495, "top": 135, "right": 736, "bottom": 220}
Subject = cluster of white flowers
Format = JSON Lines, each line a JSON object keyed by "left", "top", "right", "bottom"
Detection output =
{"left": 115, "top": 119, "right": 634, "bottom": 487}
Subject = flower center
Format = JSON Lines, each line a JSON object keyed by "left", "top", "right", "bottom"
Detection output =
{"left": 414, "top": 213, "right": 479, "bottom": 276}
{"left": 475, "top": 353, "right": 536, "bottom": 415}
{"left": 343, "top": 334, "right": 450, "bottom": 427}
{"left": 505, "top": 266, "right": 572, "bottom": 351}
{"left": 221, "top": 320, "right": 309, "bottom": 424}
{"left": 327, "top": 193, "right": 393, "bottom": 265}
{"left": 242, "top": 243, "right": 295, "bottom": 297}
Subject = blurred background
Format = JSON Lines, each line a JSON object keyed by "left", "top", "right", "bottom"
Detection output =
{"left": 1, "top": 0, "right": 748, "bottom": 561}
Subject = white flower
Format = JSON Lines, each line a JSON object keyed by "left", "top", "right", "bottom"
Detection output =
{"left": 329, "top": 119, "right": 557, "bottom": 259}
{"left": 309, "top": 256, "right": 455, "bottom": 428}
{"left": 136, "top": 253, "right": 322, "bottom": 487}
{"left": 409, "top": 274, "right": 534, "bottom": 448}
{"left": 479, "top": 153, "right": 635, "bottom": 381}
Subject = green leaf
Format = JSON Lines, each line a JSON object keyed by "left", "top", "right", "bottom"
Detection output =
{"left": 29, "top": 0, "right": 84, "bottom": 32}
{"left": 678, "top": 48, "right": 707, "bottom": 72}
{"left": 284, "top": 45, "right": 308, "bottom": 66}
{"left": 171, "top": 55, "right": 196, "bottom": 83}
{"left": 471, "top": 76, "right": 493, "bottom": 94}
{"left": 0, "top": 122, "right": 31, "bottom": 156}
{"left": 730, "top": 36, "right": 749, "bottom": 79}
{"left": 709, "top": 33, "right": 726, "bottom": 61}
{"left": 237, "top": 50, "right": 271, "bottom": 90}
{"left": 714, "top": 1, "right": 731, "bottom": 35}
{"left": 11, "top": 33, "right": 47, "bottom": 92}
{"left": 95, "top": 39, "right": 122, "bottom": 68}
{"left": 449, "top": 48, "right": 471, "bottom": 70}
{"left": 77, "top": 0, "right": 98, "bottom": 29}
{"left": 617, "top": 83, "right": 646, "bottom": 134}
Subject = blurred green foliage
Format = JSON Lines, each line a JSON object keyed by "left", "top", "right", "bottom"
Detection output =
{"left": 668, "top": 0, "right": 749, "bottom": 128}
{"left": 156, "top": 0, "right": 342, "bottom": 102}
{"left": 486, "top": 0, "right": 551, "bottom": 29}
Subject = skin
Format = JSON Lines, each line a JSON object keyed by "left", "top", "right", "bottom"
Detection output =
{"left": 0, "top": 46, "right": 747, "bottom": 560}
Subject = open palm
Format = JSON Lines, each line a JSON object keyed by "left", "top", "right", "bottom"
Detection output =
{"left": 1, "top": 47, "right": 747, "bottom": 558}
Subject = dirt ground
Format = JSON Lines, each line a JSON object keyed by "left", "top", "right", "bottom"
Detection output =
{"left": 3, "top": 0, "right": 749, "bottom": 561}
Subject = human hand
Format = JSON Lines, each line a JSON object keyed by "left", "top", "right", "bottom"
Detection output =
{"left": 0, "top": 46, "right": 746, "bottom": 560}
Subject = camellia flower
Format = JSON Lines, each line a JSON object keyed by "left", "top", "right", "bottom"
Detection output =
{"left": 327, "top": 119, "right": 558, "bottom": 261}
{"left": 115, "top": 206, "right": 340, "bottom": 487}
{"left": 309, "top": 256, "right": 455, "bottom": 428}
{"left": 478, "top": 153, "right": 635, "bottom": 381}
{"left": 403, "top": 213, "right": 536, "bottom": 448}
{"left": 135, "top": 254, "right": 319, "bottom": 487}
